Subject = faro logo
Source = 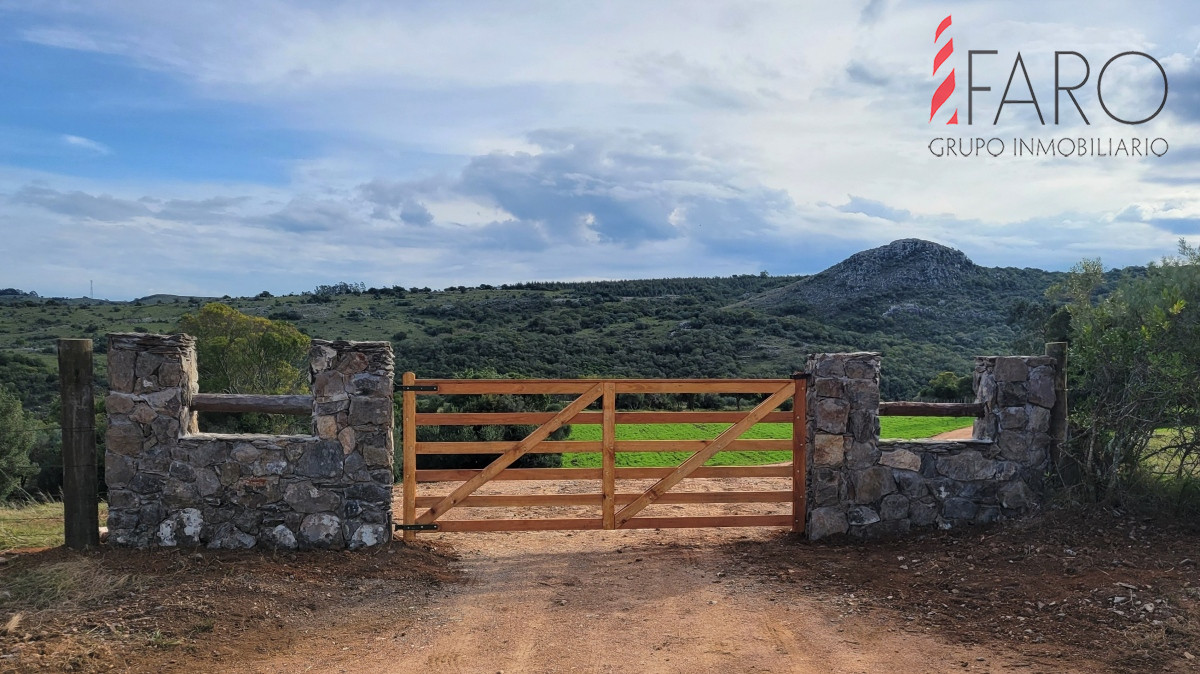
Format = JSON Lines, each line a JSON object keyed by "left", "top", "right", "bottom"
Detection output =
{"left": 929, "top": 14, "right": 1169, "bottom": 126}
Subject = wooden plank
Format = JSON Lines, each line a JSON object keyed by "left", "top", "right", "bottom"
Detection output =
{"left": 416, "top": 378, "right": 792, "bottom": 395}
{"left": 433, "top": 518, "right": 605, "bottom": 532}
{"left": 431, "top": 514, "right": 791, "bottom": 532}
{"left": 413, "top": 491, "right": 792, "bottom": 508}
{"left": 601, "top": 382, "right": 616, "bottom": 530}
{"left": 878, "top": 401, "right": 984, "bottom": 417}
{"left": 415, "top": 493, "right": 603, "bottom": 507}
{"left": 415, "top": 464, "right": 793, "bottom": 482}
{"left": 616, "top": 439, "right": 790, "bottom": 452}
{"left": 417, "top": 441, "right": 603, "bottom": 454}
{"left": 191, "top": 393, "right": 313, "bottom": 416}
{"left": 414, "top": 438, "right": 790, "bottom": 455}
{"left": 613, "top": 380, "right": 792, "bottom": 394}
{"left": 59, "top": 339, "right": 98, "bottom": 550}
{"left": 792, "top": 376, "right": 807, "bottom": 534}
{"left": 401, "top": 372, "right": 417, "bottom": 542}
{"left": 415, "top": 384, "right": 604, "bottom": 524}
{"left": 619, "top": 515, "right": 791, "bottom": 529}
{"left": 432, "top": 514, "right": 790, "bottom": 532}
{"left": 613, "top": 384, "right": 795, "bottom": 527}
{"left": 416, "top": 410, "right": 793, "bottom": 426}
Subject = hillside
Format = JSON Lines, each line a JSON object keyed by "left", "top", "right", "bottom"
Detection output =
{"left": 0, "top": 240, "right": 1097, "bottom": 411}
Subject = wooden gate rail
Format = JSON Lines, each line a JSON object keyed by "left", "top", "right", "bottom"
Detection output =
{"left": 399, "top": 374, "right": 807, "bottom": 539}
{"left": 416, "top": 411, "right": 794, "bottom": 425}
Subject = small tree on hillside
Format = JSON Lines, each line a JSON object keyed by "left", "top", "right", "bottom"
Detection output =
{"left": 178, "top": 303, "right": 311, "bottom": 433}
{"left": 0, "top": 386, "right": 37, "bottom": 500}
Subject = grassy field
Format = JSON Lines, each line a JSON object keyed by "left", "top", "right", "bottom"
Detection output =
{"left": 0, "top": 501, "right": 108, "bottom": 552}
{"left": 560, "top": 416, "right": 973, "bottom": 468}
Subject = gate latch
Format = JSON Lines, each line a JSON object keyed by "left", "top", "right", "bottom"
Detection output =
{"left": 394, "top": 523, "right": 439, "bottom": 531}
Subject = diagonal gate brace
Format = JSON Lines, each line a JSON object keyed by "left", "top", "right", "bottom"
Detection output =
{"left": 416, "top": 383, "right": 604, "bottom": 525}
{"left": 613, "top": 383, "right": 795, "bottom": 527}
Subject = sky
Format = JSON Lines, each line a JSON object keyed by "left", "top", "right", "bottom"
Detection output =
{"left": 0, "top": 0, "right": 1198, "bottom": 299}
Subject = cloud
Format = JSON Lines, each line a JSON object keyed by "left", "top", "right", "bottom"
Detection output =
{"left": 61, "top": 134, "right": 111, "bottom": 154}
{"left": 363, "top": 129, "right": 794, "bottom": 250}
{"left": 3, "top": 2, "right": 1199, "bottom": 298}
{"left": 859, "top": 0, "right": 886, "bottom": 25}
{"left": 11, "top": 184, "right": 149, "bottom": 221}
{"left": 835, "top": 196, "right": 911, "bottom": 222}
{"left": 259, "top": 197, "right": 361, "bottom": 233}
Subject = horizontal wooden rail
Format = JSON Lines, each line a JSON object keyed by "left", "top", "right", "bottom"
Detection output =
{"left": 879, "top": 401, "right": 984, "bottom": 418}
{"left": 191, "top": 393, "right": 313, "bottom": 416}
{"left": 414, "top": 439, "right": 791, "bottom": 455}
{"left": 429, "top": 514, "right": 791, "bottom": 532}
{"left": 413, "top": 490, "right": 792, "bottom": 508}
{"left": 414, "top": 464, "right": 792, "bottom": 482}
{"left": 416, "top": 410, "right": 793, "bottom": 426}
{"left": 415, "top": 378, "right": 793, "bottom": 395}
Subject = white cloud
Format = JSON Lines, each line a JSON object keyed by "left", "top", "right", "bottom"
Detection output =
{"left": 1, "top": 1, "right": 1198, "bottom": 297}
{"left": 61, "top": 134, "right": 111, "bottom": 155}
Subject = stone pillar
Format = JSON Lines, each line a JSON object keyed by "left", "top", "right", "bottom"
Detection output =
{"left": 104, "top": 333, "right": 198, "bottom": 547}
{"left": 309, "top": 340, "right": 395, "bottom": 548}
{"left": 805, "top": 352, "right": 881, "bottom": 540}
{"left": 973, "top": 355, "right": 1056, "bottom": 495}
{"left": 104, "top": 334, "right": 395, "bottom": 550}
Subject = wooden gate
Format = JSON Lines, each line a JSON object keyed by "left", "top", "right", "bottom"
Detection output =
{"left": 397, "top": 374, "right": 807, "bottom": 540}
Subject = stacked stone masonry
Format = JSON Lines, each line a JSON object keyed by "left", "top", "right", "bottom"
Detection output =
{"left": 806, "top": 353, "right": 1055, "bottom": 541}
{"left": 105, "top": 333, "right": 394, "bottom": 550}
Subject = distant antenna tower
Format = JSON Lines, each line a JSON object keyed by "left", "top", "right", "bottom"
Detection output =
{"left": 89, "top": 280, "right": 93, "bottom": 298}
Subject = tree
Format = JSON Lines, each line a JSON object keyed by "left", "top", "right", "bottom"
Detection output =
{"left": 1058, "top": 241, "right": 1200, "bottom": 505}
{"left": 0, "top": 386, "right": 37, "bottom": 500}
{"left": 178, "top": 303, "right": 311, "bottom": 434}
{"left": 178, "top": 303, "right": 310, "bottom": 395}
{"left": 918, "top": 371, "right": 973, "bottom": 400}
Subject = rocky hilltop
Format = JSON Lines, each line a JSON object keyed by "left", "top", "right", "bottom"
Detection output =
{"left": 741, "top": 239, "right": 1042, "bottom": 318}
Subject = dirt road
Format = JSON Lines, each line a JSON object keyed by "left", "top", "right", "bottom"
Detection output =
{"left": 235, "top": 478, "right": 1094, "bottom": 673}
{"left": 10, "top": 479, "right": 1189, "bottom": 673}
{"left": 382, "top": 528, "right": 1075, "bottom": 673}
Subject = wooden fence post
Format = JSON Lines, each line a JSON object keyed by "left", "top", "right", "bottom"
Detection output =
{"left": 791, "top": 373, "right": 808, "bottom": 534}
{"left": 1045, "top": 342, "right": 1076, "bottom": 487}
{"left": 58, "top": 338, "right": 99, "bottom": 549}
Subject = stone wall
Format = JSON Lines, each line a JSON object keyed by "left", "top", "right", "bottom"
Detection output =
{"left": 104, "top": 333, "right": 394, "bottom": 550}
{"left": 805, "top": 352, "right": 1055, "bottom": 541}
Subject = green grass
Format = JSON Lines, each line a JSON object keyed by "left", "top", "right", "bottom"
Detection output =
{"left": 0, "top": 501, "right": 108, "bottom": 552}
{"left": 560, "top": 416, "right": 973, "bottom": 468}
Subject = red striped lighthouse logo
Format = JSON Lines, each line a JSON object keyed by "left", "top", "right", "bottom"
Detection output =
{"left": 930, "top": 15, "right": 958, "bottom": 124}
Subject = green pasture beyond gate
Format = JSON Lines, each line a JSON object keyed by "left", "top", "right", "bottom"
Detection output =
{"left": 560, "top": 416, "right": 974, "bottom": 468}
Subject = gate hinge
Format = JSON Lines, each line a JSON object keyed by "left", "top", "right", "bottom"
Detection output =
{"left": 395, "top": 384, "right": 439, "bottom": 392}
{"left": 394, "top": 523, "right": 439, "bottom": 531}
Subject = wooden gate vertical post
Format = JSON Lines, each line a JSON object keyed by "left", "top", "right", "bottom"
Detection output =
{"left": 791, "top": 374, "right": 808, "bottom": 534}
{"left": 58, "top": 339, "right": 99, "bottom": 550}
{"left": 601, "top": 382, "right": 616, "bottom": 529}
{"left": 401, "top": 371, "right": 418, "bottom": 542}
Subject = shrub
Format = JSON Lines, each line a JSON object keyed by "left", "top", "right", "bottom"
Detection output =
{"left": 1058, "top": 241, "right": 1200, "bottom": 507}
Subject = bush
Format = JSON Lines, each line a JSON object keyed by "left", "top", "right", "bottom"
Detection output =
{"left": 1059, "top": 241, "right": 1200, "bottom": 508}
